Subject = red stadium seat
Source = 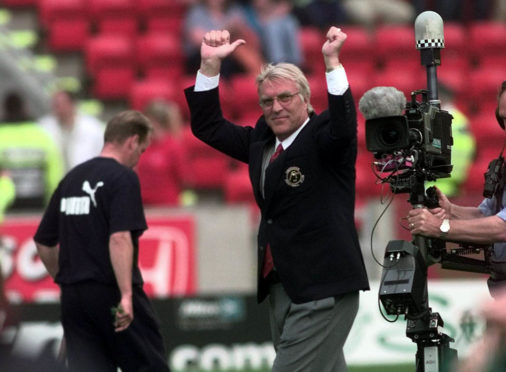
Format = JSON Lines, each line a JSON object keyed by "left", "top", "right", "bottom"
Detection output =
{"left": 224, "top": 167, "right": 255, "bottom": 204}
{"left": 374, "top": 25, "right": 418, "bottom": 70}
{"left": 223, "top": 74, "right": 261, "bottom": 120}
{"left": 129, "top": 79, "right": 181, "bottom": 112}
{"left": 136, "top": 0, "right": 187, "bottom": 33}
{"left": 441, "top": 22, "right": 469, "bottom": 67}
{"left": 469, "top": 21, "right": 506, "bottom": 67}
{"left": 136, "top": 33, "right": 184, "bottom": 80}
{"left": 469, "top": 112, "right": 504, "bottom": 148}
{"left": 373, "top": 66, "right": 424, "bottom": 98}
{"left": 223, "top": 166, "right": 260, "bottom": 223}
{"left": 307, "top": 75, "right": 327, "bottom": 114}
{"left": 465, "top": 112, "right": 504, "bottom": 196}
{"left": 38, "top": 0, "right": 89, "bottom": 51}
{"left": 438, "top": 66, "right": 470, "bottom": 98}
{"left": 461, "top": 159, "right": 488, "bottom": 195}
{"left": 181, "top": 127, "right": 230, "bottom": 190}
{"left": 236, "top": 111, "right": 262, "bottom": 127}
{"left": 89, "top": 0, "right": 138, "bottom": 38}
{"left": 467, "top": 66, "right": 505, "bottom": 113}
{"left": 339, "top": 27, "right": 376, "bottom": 72}
{"left": 85, "top": 35, "right": 135, "bottom": 99}
{"left": 299, "top": 27, "right": 326, "bottom": 75}
{"left": 355, "top": 151, "right": 381, "bottom": 199}
{"left": 346, "top": 68, "right": 374, "bottom": 107}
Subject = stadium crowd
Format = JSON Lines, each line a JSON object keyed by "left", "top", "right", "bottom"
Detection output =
{"left": 0, "top": 0, "right": 505, "bottom": 371}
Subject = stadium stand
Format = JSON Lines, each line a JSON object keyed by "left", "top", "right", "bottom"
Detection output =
{"left": 225, "top": 74, "right": 263, "bottom": 120}
{"left": 374, "top": 24, "right": 418, "bottom": 70}
{"left": 181, "top": 126, "right": 230, "bottom": 191}
{"left": 298, "top": 26, "right": 326, "bottom": 75}
{"left": 129, "top": 79, "right": 179, "bottom": 112}
{"left": 136, "top": 32, "right": 184, "bottom": 81}
{"left": 136, "top": 0, "right": 186, "bottom": 33}
{"left": 469, "top": 21, "right": 506, "bottom": 68}
{"left": 38, "top": 0, "right": 89, "bottom": 52}
{"left": 338, "top": 26, "right": 375, "bottom": 73}
{"left": 89, "top": 0, "right": 138, "bottom": 39}
{"left": 1, "top": 0, "right": 505, "bottom": 201}
{"left": 84, "top": 34, "right": 135, "bottom": 99}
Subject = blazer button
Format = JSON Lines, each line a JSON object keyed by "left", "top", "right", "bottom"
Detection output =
{"left": 267, "top": 219, "right": 273, "bottom": 224}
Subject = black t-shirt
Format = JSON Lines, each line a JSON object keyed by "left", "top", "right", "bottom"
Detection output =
{"left": 34, "top": 157, "right": 147, "bottom": 286}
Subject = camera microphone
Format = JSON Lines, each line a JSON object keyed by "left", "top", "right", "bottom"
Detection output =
{"left": 414, "top": 11, "right": 445, "bottom": 104}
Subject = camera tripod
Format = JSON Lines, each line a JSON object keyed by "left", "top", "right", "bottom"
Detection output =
{"left": 378, "top": 171, "right": 490, "bottom": 372}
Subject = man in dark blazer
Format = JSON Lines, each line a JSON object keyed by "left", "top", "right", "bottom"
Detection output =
{"left": 185, "top": 27, "right": 369, "bottom": 372}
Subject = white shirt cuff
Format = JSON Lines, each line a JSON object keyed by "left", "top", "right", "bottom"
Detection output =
{"left": 326, "top": 65, "right": 349, "bottom": 96}
{"left": 194, "top": 71, "right": 220, "bottom": 92}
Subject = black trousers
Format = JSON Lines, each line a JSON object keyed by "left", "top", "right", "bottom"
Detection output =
{"left": 60, "top": 281, "right": 169, "bottom": 372}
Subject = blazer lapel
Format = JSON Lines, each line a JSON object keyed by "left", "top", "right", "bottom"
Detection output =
{"left": 250, "top": 139, "right": 271, "bottom": 203}
{"left": 263, "top": 146, "right": 286, "bottom": 206}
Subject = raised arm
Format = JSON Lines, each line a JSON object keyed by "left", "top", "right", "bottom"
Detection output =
{"left": 321, "top": 26, "right": 346, "bottom": 72}
{"left": 199, "top": 30, "right": 246, "bottom": 77}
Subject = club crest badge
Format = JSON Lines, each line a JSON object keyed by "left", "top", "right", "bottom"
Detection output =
{"left": 284, "top": 166, "right": 305, "bottom": 187}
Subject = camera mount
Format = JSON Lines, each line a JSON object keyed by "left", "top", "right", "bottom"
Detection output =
{"left": 365, "top": 10, "right": 494, "bottom": 372}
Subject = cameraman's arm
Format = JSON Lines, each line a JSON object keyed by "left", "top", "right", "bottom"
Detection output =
{"left": 444, "top": 215, "right": 506, "bottom": 244}
{"left": 408, "top": 208, "right": 506, "bottom": 244}
{"left": 448, "top": 204, "right": 485, "bottom": 220}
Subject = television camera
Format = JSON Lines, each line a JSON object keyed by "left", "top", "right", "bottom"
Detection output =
{"left": 362, "top": 11, "right": 493, "bottom": 372}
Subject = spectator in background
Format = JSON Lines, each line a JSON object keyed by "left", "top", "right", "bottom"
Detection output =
{"left": 495, "top": 0, "right": 506, "bottom": 21}
{"left": 0, "top": 169, "right": 15, "bottom": 332}
{"left": 342, "top": 0, "right": 414, "bottom": 29}
{"left": 292, "top": 0, "right": 348, "bottom": 30}
{"left": 411, "top": 0, "right": 494, "bottom": 22}
{"left": 0, "top": 170, "right": 15, "bottom": 224}
{"left": 0, "top": 92, "right": 63, "bottom": 211}
{"left": 136, "top": 100, "right": 187, "bottom": 206}
{"left": 426, "top": 81, "right": 476, "bottom": 197}
{"left": 183, "top": 0, "right": 265, "bottom": 77}
{"left": 244, "top": 0, "right": 303, "bottom": 66}
{"left": 38, "top": 90, "right": 104, "bottom": 173}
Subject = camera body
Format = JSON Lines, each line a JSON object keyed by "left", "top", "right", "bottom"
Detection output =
{"left": 365, "top": 89, "right": 453, "bottom": 189}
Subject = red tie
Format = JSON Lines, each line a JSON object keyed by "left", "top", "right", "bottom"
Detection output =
{"left": 262, "top": 245, "right": 274, "bottom": 278}
{"left": 263, "top": 144, "right": 283, "bottom": 278}
{"left": 270, "top": 144, "right": 283, "bottom": 163}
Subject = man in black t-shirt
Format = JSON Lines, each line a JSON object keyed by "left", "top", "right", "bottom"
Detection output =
{"left": 34, "top": 110, "right": 170, "bottom": 372}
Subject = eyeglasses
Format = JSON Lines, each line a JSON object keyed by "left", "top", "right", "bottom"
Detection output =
{"left": 259, "top": 91, "right": 300, "bottom": 109}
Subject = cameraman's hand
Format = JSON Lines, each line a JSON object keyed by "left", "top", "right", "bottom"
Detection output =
{"left": 434, "top": 186, "right": 452, "bottom": 216}
{"left": 200, "top": 30, "right": 245, "bottom": 77}
{"left": 407, "top": 208, "right": 442, "bottom": 237}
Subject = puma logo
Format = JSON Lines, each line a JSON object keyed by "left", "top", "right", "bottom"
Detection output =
{"left": 82, "top": 180, "right": 104, "bottom": 207}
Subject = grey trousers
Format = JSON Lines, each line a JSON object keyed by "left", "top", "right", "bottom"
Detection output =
{"left": 268, "top": 283, "right": 359, "bottom": 372}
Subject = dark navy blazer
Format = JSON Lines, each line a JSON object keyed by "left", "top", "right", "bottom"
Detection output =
{"left": 185, "top": 85, "right": 370, "bottom": 303}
